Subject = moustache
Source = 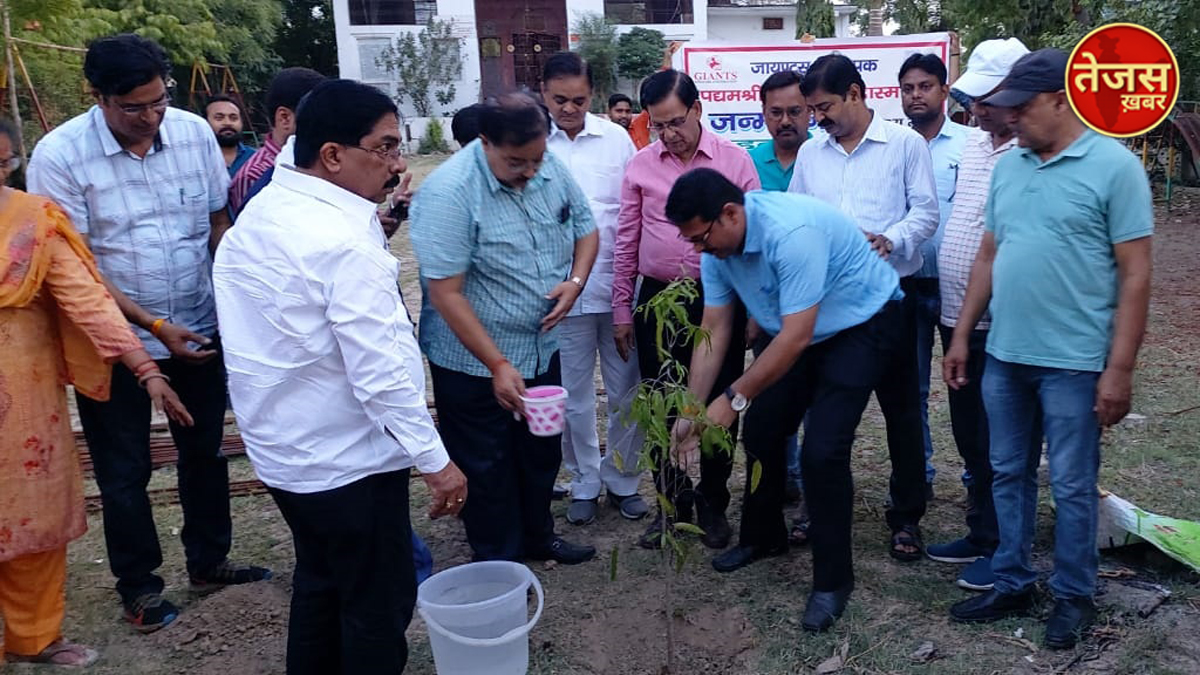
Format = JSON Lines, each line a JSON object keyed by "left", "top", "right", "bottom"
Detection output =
{"left": 384, "top": 175, "right": 401, "bottom": 190}
{"left": 217, "top": 127, "right": 239, "bottom": 135}
{"left": 777, "top": 126, "right": 797, "bottom": 134}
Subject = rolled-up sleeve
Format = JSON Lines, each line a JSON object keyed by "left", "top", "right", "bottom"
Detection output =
{"left": 324, "top": 242, "right": 450, "bottom": 475}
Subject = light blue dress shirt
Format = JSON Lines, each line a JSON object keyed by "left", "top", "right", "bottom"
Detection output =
{"left": 915, "top": 118, "right": 970, "bottom": 278}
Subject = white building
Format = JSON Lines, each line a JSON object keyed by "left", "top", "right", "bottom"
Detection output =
{"left": 333, "top": 0, "right": 858, "bottom": 121}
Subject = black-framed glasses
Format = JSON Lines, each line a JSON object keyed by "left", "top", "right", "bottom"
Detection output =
{"left": 649, "top": 109, "right": 693, "bottom": 134}
{"left": 678, "top": 217, "right": 716, "bottom": 245}
{"left": 116, "top": 94, "right": 171, "bottom": 116}
{"left": 346, "top": 142, "right": 403, "bottom": 160}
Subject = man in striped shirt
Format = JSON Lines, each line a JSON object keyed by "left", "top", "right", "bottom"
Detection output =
{"left": 228, "top": 67, "right": 325, "bottom": 215}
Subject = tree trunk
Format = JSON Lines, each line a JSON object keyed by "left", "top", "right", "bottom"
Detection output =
{"left": 867, "top": 0, "right": 885, "bottom": 36}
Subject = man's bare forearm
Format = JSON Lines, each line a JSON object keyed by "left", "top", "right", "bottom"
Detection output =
{"left": 1107, "top": 237, "right": 1152, "bottom": 372}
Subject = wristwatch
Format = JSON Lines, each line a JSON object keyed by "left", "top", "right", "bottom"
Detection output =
{"left": 724, "top": 386, "right": 749, "bottom": 413}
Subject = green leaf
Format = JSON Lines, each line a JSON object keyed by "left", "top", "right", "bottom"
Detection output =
{"left": 673, "top": 522, "right": 705, "bottom": 536}
{"left": 655, "top": 493, "right": 676, "bottom": 518}
{"left": 749, "top": 459, "right": 763, "bottom": 494}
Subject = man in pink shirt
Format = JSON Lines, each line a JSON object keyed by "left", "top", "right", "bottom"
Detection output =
{"left": 613, "top": 69, "right": 760, "bottom": 551}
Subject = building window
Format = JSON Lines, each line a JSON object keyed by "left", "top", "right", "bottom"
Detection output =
{"left": 349, "top": 0, "right": 437, "bottom": 26}
{"left": 604, "top": 0, "right": 694, "bottom": 24}
{"left": 762, "top": 17, "right": 784, "bottom": 30}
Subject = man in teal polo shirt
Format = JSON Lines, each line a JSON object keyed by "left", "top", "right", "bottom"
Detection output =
{"left": 665, "top": 168, "right": 904, "bottom": 632}
{"left": 944, "top": 50, "right": 1153, "bottom": 649}
{"left": 411, "top": 93, "right": 600, "bottom": 566}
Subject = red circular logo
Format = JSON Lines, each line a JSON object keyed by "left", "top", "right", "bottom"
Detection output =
{"left": 1066, "top": 23, "right": 1179, "bottom": 138}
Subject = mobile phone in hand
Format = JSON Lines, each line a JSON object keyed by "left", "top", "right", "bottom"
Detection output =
{"left": 387, "top": 200, "right": 408, "bottom": 222}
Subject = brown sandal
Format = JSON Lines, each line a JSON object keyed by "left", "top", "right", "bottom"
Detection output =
{"left": 889, "top": 525, "right": 924, "bottom": 562}
{"left": 5, "top": 639, "right": 99, "bottom": 668}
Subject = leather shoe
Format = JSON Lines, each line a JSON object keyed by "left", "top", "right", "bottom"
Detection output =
{"left": 697, "top": 510, "right": 732, "bottom": 549}
{"left": 1044, "top": 597, "right": 1096, "bottom": 649}
{"left": 950, "top": 589, "right": 1034, "bottom": 623}
{"left": 802, "top": 584, "right": 853, "bottom": 632}
{"left": 711, "top": 544, "right": 786, "bottom": 573}
{"left": 529, "top": 537, "right": 595, "bottom": 565}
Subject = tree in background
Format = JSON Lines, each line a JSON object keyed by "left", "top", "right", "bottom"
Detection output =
{"left": 83, "top": 0, "right": 225, "bottom": 66}
{"left": 274, "top": 0, "right": 337, "bottom": 77}
{"left": 616, "top": 27, "right": 666, "bottom": 84}
{"left": 379, "top": 18, "right": 463, "bottom": 118}
{"left": 571, "top": 12, "right": 618, "bottom": 113}
{"left": 205, "top": 0, "right": 283, "bottom": 98}
{"left": 795, "top": 0, "right": 836, "bottom": 38}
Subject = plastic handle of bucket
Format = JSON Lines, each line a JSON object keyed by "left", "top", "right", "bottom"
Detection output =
{"left": 419, "top": 570, "right": 544, "bottom": 648}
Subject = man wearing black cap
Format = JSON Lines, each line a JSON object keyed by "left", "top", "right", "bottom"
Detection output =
{"left": 943, "top": 49, "right": 1153, "bottom": 649}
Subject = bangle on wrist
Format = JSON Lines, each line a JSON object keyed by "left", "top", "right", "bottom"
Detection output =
{"left": 132, "top": 360, "right": 158, "bottom": 377}
{"left": 150, "top": 318, "right": 166, "bottom": 337}
{"left": 137, "top": 371, "right": 170, "bottom": 389}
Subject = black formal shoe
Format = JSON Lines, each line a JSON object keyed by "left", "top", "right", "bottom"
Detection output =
{"left": 802, "top": 584, "right": 853, "bottom": 632}
{"left": 529, "top": 537, "right": 595, "bottom": 565}
{"left": 949, "top": 589, "right": 1035, "bottom": 623}
{"left": 1044, "top": 597, "right": 1096, "bottom": 649}
{"left": 698, "top": 511, "right": 732, "bottom": 550}
{"left": 711, "top": 544, "right": 786, "bottom": 573}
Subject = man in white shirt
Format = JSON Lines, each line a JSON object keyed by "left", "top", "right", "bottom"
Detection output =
{"left": 925, "top": 37, "right": 1029, "bottom": 593}
{"left": 787, "top": 53, "right": 938, "bottom": 562}
{"left": 213, "top": 79, "right": 467, "bottom": 675}
{"left": 541, "top": 52, "right": 648, "bottom": 526}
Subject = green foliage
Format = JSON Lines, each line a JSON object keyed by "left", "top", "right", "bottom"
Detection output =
{"left": 571, "top": 12, "right": 618, "bottom": 113}
{"left": 205, "top": 0, "right": 284, "bottom": 96}
{"left": 616, "top": 27, "right": 666, "bottom": 83}
{"left": 379, "top": 19, "right": 463, "bottom": 118}
{"left": 795, "top": 0, "right": 837, "bottom": 38}
{"left": 83, "top": 0, "right": 226, "bottom": 66}
{"left": 417, "top": 117, "right": 449, "bottom": 154}
{"left": 274, "top": 0, "right": 338, "bottom": 77}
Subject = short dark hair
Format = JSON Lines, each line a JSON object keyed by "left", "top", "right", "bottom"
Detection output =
{"left": 542, "top": 51, "right": 593, "bottom": 90}
{"left": 608, "top": 93, "right": 632, "bottom": 110}
{"left": 760, "top": 70, "right": 803, "bottom": 103}
{"left": 451, "top": 103, "right": 485, "bottom": 146}
{"left": 898, "top": 53, "right": 948, "bottom": 85}
{"left": 265, "top": 67, "right": 326, "bottom": 125}
{"left": 479, "top": 92, "right": 550, "bottom": 148}
{"left": 640, "top": 69, "right": 698, "bottom": 110}
{"left": 665, "top": 168, "right": 745, "bottom": 226}
{"left": 203, "top": 94, "right": 242, "bottom": 117}
{"left": 801, "top": 54, "right": 866, "bottom": 99}
{"left": 84, "top": 34, "right": 172, "bottom": 97}
{"left": 293, "top": 79, "right": 398, "bottom": 168}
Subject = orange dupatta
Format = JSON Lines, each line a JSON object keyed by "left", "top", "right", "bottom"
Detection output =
{"left": 0, "top": 190, "right": 118, "bottom": 400}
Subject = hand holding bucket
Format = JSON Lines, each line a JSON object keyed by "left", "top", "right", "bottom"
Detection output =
{"left": 513, "top": 385, "right": 568, "bottom": 437}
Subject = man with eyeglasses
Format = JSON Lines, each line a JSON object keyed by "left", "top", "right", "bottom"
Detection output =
{"left": 26, "top": 33, "right": 269, "bottom": 634}
{"left": 410, "top": 92, "right": 600, "bottom": 566}
{"left": 612, "top": 69, "right": 760, "bottom": 553}
{"left": 786, "top": 53, "right": 938, "bottom": 565}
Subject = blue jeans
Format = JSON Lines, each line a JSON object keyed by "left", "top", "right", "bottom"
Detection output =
{"left": 983, "top": 356, "right": 1101, "bottom": 600}
{"left": 913, "top": 279, "right": 939, "bottom": 484}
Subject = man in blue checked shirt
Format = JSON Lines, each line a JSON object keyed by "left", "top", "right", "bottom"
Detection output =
{"left": 410, "top": 93, "right": 600, "bottom": 565}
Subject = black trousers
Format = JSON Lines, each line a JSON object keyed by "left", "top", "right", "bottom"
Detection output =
{"left": 880, "top": 277, "right": 929, "bottom": 531}
{"left": 75, "top": 346, "right": 231, "bottom": 604}
{"left": 429, "top": 355, "right": 562, "bottom": 561}
{"left": 633, "top": 276, "right": 745, "bottom": 520}
{"left": 938, "top": 324, "right": 999, "bottom": 552}
{"left": 269, "top": 470, "right": 415, "bottom": 675}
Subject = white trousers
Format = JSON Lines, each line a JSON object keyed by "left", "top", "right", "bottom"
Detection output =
{"left": 557, "top": 312, "right": 644, "bottom": 500}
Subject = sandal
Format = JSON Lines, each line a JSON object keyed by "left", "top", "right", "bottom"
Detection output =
{"left": 889, "top": 525, "right": 924, "bottom": 562}
{"left": 788, "top": 516, "right": 811, "bottom": 546}
{"left": 5, "top": 639, "right": 99, "bottom": 668}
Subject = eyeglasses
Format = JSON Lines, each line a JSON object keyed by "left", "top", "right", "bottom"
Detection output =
{"left": 649, "top": 110, "right": 693, "bottom": 134}
{"left": 346, "top": 142, "right": 404, "bottom": 160}
{"left": 0, "top": 155, "right": 20, "bottom": 172}
{"left": 678, "top": 217, "right": 716, "bottom": 245}
{"left": 765, "top": 107, "right": 808, "bottom": 121}
{"left": 115, "top": 94, "right": 172, "bottom": 116}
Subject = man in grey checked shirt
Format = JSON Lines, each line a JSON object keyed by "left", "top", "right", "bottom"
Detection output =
{"left": 411, "top": 93, "right": 600, "bottom": 565}
{"left": 27, "top": 34, "right": 269, "bottom": 634}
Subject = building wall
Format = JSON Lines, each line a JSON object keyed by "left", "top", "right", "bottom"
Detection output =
{"left": 705, "top": 9, "right": 795, "bottom": 43}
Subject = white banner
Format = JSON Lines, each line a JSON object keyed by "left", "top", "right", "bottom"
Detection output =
{"left": 675, "top": 33, "right": 953, "bottom": 147}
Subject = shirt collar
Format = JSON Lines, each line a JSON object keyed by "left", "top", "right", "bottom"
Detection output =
{"left": 1018, "top": 129, "right": 1095, "bottom": 167}
{"left": 472, "top": 140, "right": 549, "bottom": 194}
{"left": 822, "top": 110, "right": 888, "bottom": 151}
{"left": 550, "top": 113, "right": 604, "bottom": 141}
{"left": 271, "top": 163, "right": 381, "bottom": 237}
{"left": 975, "top": 129, "right": 1018, "bottom": 155}
{"left": 658, "top": 126, "right": 718, "bottom": 161}
{"left": 755, "top": 141, "right": 780, "bottom": 165}
{"left": 92, "top": 105, "right": 170, "bottom": 157}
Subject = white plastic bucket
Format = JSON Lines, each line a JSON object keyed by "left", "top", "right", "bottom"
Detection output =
{"left": 417, "top": 561, "right": 544, "bottom": 675}
{"left": 518, "top": 385, "right": 568, "bottom": 437}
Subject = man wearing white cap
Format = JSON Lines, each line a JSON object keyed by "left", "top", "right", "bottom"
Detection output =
{"left": 923, "top": 38, "right": 1028, "bottom": 592}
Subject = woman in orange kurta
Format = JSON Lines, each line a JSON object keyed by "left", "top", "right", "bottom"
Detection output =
{"left": 0, "top": 121, "right": 192, "bottom": 667}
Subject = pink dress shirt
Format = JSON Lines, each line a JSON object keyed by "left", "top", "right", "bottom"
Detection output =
{"left": 612, "top": 130, "right": 761, "bottom": 324}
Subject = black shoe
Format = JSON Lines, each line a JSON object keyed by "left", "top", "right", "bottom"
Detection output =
{"left": 123, "top": 593, "right": 179, "bottom": 634}
{"left": 638, "top": 512, "right": 667, "bottom": 550}
{"left": 802, "top": 584, "right": 853, "bottom": 632}
{"left": 711, "top": 544, "right": 786, "bottom": 573}
{"left": 189, "top": 559, "right": 273, "bottom": 594}
{"left": 529, "top": 537, "right": 595, "bottom": 565}
{"left": 949, "top": 589, "right": 1035, "bottom": 623}
{"left": 1044, "top": 597, "right": 1096, "bottom": 649}
{"left": 697, "top": 510, "right": 732, "bottom": 549}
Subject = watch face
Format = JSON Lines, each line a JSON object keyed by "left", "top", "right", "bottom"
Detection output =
{"left": 732, "top": 393, "right": 748, "bottom": 412}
